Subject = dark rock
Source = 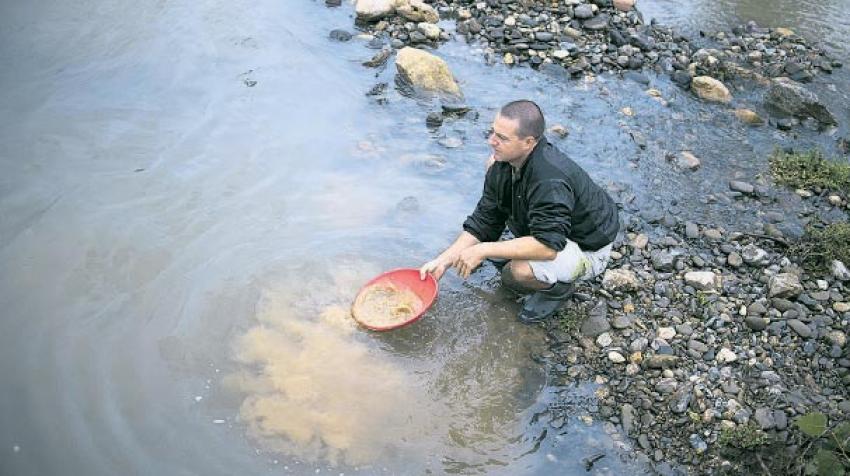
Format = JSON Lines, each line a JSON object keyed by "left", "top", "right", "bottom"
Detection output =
{"left": 426, "top": 112, "right": 443, "bottom": 128}
{"left": 671, "top": 70, "right": 692, "bottom": 88}
{"left": 535, "top": 32, "right": 554, "bottom": 42}
{"left": 574, "top": 4, "right": 594, "bottom": 19}
{"left": 645, "top": 354, "right": 679, "bottom": 369}
{"left": 624, "top": 71, "right": 650, "bottom": 84}
{"left": 764, "top": 77, "right": 838, "bottom": 125}
{"left": 670, "top": 385, "right": 692, "bottom": 413}
{"left": 581, "top": 301, "right": 611, "bottom": 337}
{"left": 788, "top": 319, "right": 813, "bottom": 338}
{"left": 745, "top": 316, "right": 769, "bottom": 331}
{"left": 363, "top": 49, "right": 392, "bottom": 67}
{"left": 583, "top": 14, "right": 610, "bottom": 31}
{"left": 754, "top": 408, "right": 775, "bottom": 429}
{"left": 329, "top": 29, "right": 352, "bottom": 42}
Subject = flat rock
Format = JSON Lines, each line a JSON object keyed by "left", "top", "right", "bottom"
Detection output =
{"left": 583, "top": 14, "right": 610, "bottom": 31}
{"left": 684, "top": 271, "right": 720, "bottom": 291}
{"left": 581, "top": 301, "right": 611, "bottom": 337}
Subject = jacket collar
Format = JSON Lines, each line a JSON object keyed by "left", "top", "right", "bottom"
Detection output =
{"left": 514, "top": 135, "right": 548, "bottom": 180}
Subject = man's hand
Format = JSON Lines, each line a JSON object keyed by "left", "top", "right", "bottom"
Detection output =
{"left": 454, "top": 245, "right": 486, "bottom": 279}
{"left": 419, "top": 257, "right": 452, "bottom": 281}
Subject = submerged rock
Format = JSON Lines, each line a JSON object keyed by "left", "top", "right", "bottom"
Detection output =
{"left": 764, "top": 77, "right": 837, "bottom": 125}
{"left": 734, "top": 108, "right": 764, "bottom": 125}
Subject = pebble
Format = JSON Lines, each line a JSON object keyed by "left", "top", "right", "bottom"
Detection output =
{"left": 788, "top": 319, "right": 813, "bottom": 338}
{"left": 689, "top": 434, "right": 708, "bottom": 454}
{"left": 608, "top": 351, "right": 626, "bottom": 363}
{"left": 657, "top": 327, "right": 676, "bottom": 340}
{"left": 612, "top": 315, "right": 632, "bottom": 329}
{"left": 597, "top": 333, "right": 613, "bottom": 347}
{"left": 744, "top": 316, "right": 769, "bottom": 331}
{"left": 716, "top": 348, "right": 738, "bottom": 364}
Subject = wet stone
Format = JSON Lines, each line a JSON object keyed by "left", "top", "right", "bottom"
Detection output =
{"left": 329, "top": 29, "right": 353, "bottom": 41}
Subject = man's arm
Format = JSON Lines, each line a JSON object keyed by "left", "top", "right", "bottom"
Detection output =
{"left": 454, "top": 236, "right": 556, "bottom": 278}
{"left": 419, "top": 231, "right": 480, "bottom": 280}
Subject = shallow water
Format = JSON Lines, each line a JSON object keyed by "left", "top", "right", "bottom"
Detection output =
{"left": 1, "top": 0, "right": 848, "bottom": 474}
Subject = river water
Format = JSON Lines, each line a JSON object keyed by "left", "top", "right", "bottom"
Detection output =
{"left": 0, "top": 0, "right": 847, "bottom": 475}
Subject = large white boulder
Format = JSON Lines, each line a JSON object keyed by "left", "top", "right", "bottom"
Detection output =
{"left": 355, "top": 0, "right": 395, "bottom": 22}
{"left": 395, "top": 47, "right": 462, "bottom": 99}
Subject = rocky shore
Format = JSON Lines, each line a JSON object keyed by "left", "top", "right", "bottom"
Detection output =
{"left": 537, "top": 180, "right": 849, "bottom": 473}
{"left": 341, "top": 0, "right": 842, "bottom": 130}
{"left": 329, "top": 0, "right": 849, "bottom": 473}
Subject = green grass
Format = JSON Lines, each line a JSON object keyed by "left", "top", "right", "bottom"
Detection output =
{"left": 769, "top": 149, "right": 850, "bottom": 193}
{"left": 792, "top": 222, "right": 850, "bottom": 272}
{"left": 718, "top": 423, "right": 769, "bottom": 449}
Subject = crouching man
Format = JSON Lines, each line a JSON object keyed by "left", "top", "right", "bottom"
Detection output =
{"left": 419, "top": 100, "right": 620, "bottom": 323}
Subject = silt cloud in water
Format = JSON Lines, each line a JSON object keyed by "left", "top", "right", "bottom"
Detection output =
{"left": 224, "top": 282, "right": 430, "bottom": 466}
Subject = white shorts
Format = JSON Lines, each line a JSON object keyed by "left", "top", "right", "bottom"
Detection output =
{"left": 528, "top": 240, "right": 613, "bottom": 285}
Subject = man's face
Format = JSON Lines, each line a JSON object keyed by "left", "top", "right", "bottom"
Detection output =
{"left": 488, "top": 114, "right": 538, "bottom": 166}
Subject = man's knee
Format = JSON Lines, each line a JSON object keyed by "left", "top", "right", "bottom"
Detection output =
{"left": 501, "top": 260, "right": 549, "bottom": 292}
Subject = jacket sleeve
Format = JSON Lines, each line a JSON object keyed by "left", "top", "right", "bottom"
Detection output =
{"left": 527, "top": 179, "right": 574, "bottom": 252}
{"left": 462, "top": 166, "right": 508, "bottom": 242}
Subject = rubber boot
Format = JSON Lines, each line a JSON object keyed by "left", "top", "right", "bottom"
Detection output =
{"left": 517, "top": 281, "right": 575, "bottom": 324}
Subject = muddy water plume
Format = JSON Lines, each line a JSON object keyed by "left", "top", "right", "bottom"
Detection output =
{"left": 224, "top": 281, "right": 435, "bottom": 466}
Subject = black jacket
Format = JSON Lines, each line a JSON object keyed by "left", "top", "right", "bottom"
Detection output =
{"left": 462, "top": 137, "right": 619, "bottom": 252}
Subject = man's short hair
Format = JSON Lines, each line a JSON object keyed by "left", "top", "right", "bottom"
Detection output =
{"left": 499, "top": 100, "right": 545, "bottom": 139}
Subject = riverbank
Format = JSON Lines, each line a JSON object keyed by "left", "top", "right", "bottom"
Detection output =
{"left": 540, "top": 164, "right": 849, "bottom": 473}
{"left": 334, "top": 1, "right": 849, "bottom": 473}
